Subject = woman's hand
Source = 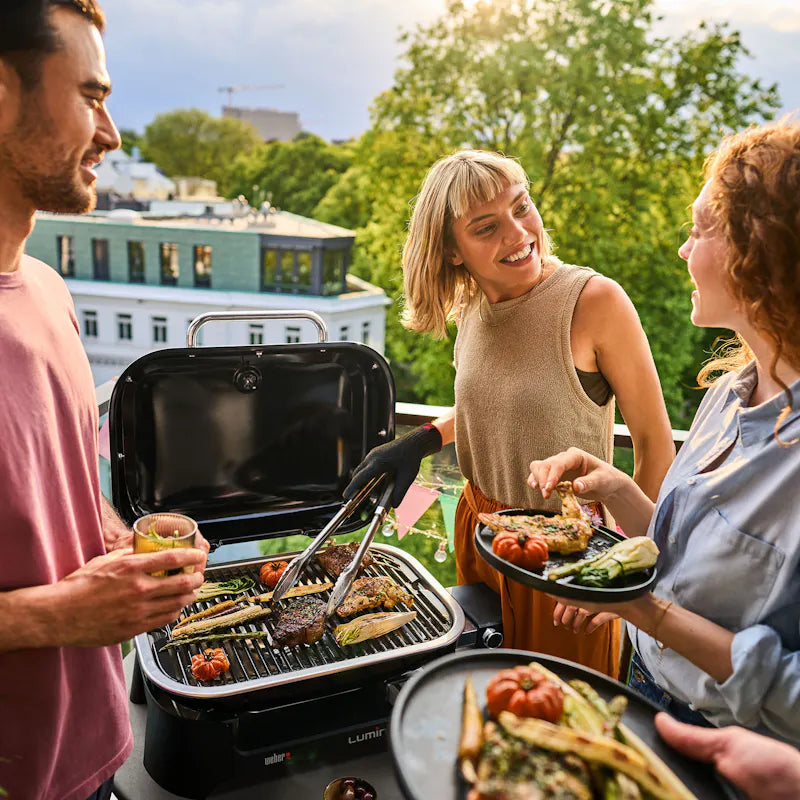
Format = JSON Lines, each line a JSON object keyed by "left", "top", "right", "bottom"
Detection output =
{"left": 528, "top": 447, "right": 626, "bottom": 501}
{"left": 552, "top": 601, "right": 620, "bottom": 635}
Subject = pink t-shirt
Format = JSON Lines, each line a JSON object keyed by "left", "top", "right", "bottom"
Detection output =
{"left": 0, "top": 258, "right": 132, "bottom": 800}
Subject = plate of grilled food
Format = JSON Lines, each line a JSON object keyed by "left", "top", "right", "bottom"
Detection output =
{"left": 474, "top": 481, "right": 659, "bottom": 602}
{"left": 390, "top": 650, "right": 739, "bottom": 800}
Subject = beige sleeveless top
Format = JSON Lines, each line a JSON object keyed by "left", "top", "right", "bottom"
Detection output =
{"left": 454, "top": 263, "right": 615, "bottom": 511}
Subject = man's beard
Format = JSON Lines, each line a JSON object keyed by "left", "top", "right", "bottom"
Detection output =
{"left": 0, "top": 104, "right": 96, "bottom": 215}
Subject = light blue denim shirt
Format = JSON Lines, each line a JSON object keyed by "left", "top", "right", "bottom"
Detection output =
{"left": 634, "top": 361, "right": 800, "bottom": 744}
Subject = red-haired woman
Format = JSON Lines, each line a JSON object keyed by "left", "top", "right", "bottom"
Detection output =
{"left": 529, "top": 119, "right": 800, "bottom": 743}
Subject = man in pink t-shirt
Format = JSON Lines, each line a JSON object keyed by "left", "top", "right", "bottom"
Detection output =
{"left": 0, "top": 4, "right": 208, "bottom": 799}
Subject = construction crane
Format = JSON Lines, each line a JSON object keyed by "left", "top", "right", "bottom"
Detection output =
{"left": 218, "top": 84, "right": 284, "bottom": 107}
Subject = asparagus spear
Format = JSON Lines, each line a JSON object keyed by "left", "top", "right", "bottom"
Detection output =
{"left": 159, "top": 631, "right": 272, "bottom": 651}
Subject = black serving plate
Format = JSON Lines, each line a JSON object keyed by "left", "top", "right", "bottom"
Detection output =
{"left": 390, "top": 650, "right": 739, "bottom": 800}
{"left": 474, "top": 508, "right": 658, "bottom": 602}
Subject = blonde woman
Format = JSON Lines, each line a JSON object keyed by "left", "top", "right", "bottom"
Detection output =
{"left": 345, "top": 150, "right": 675, "bottom": 677}
{"left": 528, "top": 120, "right": 800, "bottom": 740}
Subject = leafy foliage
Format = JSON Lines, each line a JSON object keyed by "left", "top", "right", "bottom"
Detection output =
{"left": 317, "top": 0, "right": 779, "bottom": 423}
{"left": 140, "top": 109, "right": 262, "bottom": 194}
{"left": 118, "top": 128, "right": 143, "bottom": 157}
{"left": 227, "top": 134, "right": 354, "bottom": 217}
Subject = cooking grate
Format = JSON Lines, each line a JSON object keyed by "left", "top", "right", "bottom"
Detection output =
{"left": 135, "top": 544, "right": 463, "bottom": 699}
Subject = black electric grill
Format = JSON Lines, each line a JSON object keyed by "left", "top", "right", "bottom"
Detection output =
{"left": 137, "top": 546, "right": 461, "bottom": 702}
{"left": 109, "top": 311, "right": 467, "bottom": 798}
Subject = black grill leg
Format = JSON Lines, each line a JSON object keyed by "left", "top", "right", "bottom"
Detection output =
{"left": 130, "top": 651, "right": 146, "bottom": 705}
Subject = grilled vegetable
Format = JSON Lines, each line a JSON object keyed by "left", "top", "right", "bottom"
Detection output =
{"left": 173, "top": 599, "right": 240, "bottom": 631}
{"left": 259, "top": 560, "right": 289, "bottom": 588}
{"left": 251, "top": 581, "right": 333, "bottom": 604}
{"left": 486, "top": 665, "right": 564, "bottom": 723}
{"left": 497, "top": 713, "right": 680, "bottom": 800}
{"left": 190, "top": 648, "right": 230, "bottom": 681}
{"left": 170, "top": 604, "right": 270, "bottom": 639}
{"left": 530, "top": 662, "right": 694, "bottom": 800}
{"left": 491, "top": 530, "right": 549, "bottom": 571}
{"left": 196, "top": 576, "right": 255, "bottom": 601}
{"left": 547, "top": 537, "right": 658, "bottom": 586}
{"left": 333, "top": 611, "right": 416, "bottom": 646}
{"left": 458, "top": 675, "right": 483, "bottom": 784}
{"left": 159, "top": 631, "right": 272, "bottom": 651}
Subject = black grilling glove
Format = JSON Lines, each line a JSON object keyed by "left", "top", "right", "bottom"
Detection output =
{"left": 343, "top": 423, "right": 443, "bottom": 508}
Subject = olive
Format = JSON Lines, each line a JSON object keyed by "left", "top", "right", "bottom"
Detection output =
{"left": 342, "top": 779, "right": 356, "bottom": 789}
{"left": 342, "top": 789, "right": 355, "bottom": 800}
{"left": 363, "top": 793, "right": 374, "bottom": 800}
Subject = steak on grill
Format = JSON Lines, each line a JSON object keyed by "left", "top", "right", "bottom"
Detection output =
{"left": 336, "top": 576, "right": 414, "bottom": 617}
{"left": 271, "top": 596, "right": 326, "bottom": 648}
{"left": 317, "top": 542, "right": 373, "bottom": 578}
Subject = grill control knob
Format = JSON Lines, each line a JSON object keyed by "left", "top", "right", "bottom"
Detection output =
{"left": 233, "top": 366, "right": 261, "bottom": 393}
{"left": 482, "top": 627, "right": 503, "bottom": 649}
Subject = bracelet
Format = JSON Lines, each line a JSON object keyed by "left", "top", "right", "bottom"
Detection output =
{"left": 652, "top": 600, "right": 673, "bottom": 650}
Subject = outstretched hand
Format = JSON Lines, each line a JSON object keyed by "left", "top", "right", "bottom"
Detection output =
{"left": 655, "top": 713, "right": 800, "bottom": 800}
{"left": 528, "top": 446, "right": 625, "bottom": 501}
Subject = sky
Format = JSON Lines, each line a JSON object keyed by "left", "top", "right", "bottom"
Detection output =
{"left": 101, "top": 0, "right": 800, "bottom": 142}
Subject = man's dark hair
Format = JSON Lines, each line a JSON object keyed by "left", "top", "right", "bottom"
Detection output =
{"left": 0, "top": 1, "right": 106, "bottom": 87}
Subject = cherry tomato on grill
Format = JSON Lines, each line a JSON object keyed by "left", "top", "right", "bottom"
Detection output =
{"left": 190, "top": 648, "right": 230, "bottom": 682}
{"left": 491, "top": 530, "right": 549, "bottom": 571}
{"left": 260, "top": 560, "right": 289, "bottom": 588}
{"left": 486, "top": 665, "right": 564, "bottom": 722}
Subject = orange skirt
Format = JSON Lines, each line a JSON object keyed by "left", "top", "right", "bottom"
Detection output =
{"left": 455, "top": 481, "right": 620, "bottom": 679}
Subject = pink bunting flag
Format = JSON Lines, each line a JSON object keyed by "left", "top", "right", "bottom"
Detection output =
{"left": 394, "top": 483, "right": 440, "bottom": 540}
{"left": 98, "top": 418, "right": 111, "bottom": 461}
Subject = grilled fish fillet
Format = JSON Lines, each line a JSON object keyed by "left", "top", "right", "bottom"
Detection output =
{"left": 472, "top": 721, "right": 592, "bottom": 800}
{"left": 336, "top": 576, "right": 414, "bottom": 617}
{"left": 478, "top": 482, "right": 593, "bottom": 555}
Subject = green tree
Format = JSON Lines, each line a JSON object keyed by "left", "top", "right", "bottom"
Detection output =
{"left": 329, "top": 0, "right": 778, "bottom": 423}
{"left": 227, "top": 134, "right": 354, "bottom": 218}
{"left": 118, "top": 128, "right": 143, "bottom": 157}
{"left": 140, "top": 109, "right": 262, "bottom": 194}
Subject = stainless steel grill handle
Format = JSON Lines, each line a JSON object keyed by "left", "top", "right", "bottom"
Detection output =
{"left": 270, "top": 475, "right": 382, "bottom": 603}
{"left": 326, "top": 477, "right": 395, "bottom": 618}
{"left": 186, "top": 310, "right": 328, "bottom": 347}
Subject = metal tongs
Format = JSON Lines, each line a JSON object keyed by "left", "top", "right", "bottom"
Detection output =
{"left": 326, "top": 476, "right": 395, "bottom": 619}
{"left": 270, "top": 474, "right": 386, "bottom": 603}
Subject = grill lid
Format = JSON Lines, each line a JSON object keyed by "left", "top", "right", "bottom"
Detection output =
{"left": 109, "top": 313, "right": 395, "bottom": 545}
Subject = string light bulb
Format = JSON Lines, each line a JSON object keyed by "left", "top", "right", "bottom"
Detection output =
{"left": 434, "top": 540, "right": 448, "bottom": 563}
{"left": 382, "top": 521, "right": 394, "bottom": 537}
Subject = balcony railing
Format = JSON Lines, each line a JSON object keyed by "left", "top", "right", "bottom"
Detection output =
{"left": 96, "top": 379, "right": 688, "bottom": 586}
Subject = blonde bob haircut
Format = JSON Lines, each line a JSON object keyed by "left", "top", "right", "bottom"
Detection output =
{"left": 402, "top": 150, "right": 557, "bottom": 339}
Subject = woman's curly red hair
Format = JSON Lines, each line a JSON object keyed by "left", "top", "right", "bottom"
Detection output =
{"left": 697, "top": 118, "right": 800, "bottom": 443}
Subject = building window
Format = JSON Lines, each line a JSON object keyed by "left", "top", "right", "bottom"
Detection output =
{"left": 160, "top": 243, "right": 179, "bottom": 285}
{"left": 322, "top": 249, "right": 345, "bottom": 295}
{"left": 83, "top": 310, "right": 98, "bottom": 338}
{"left": 339, "top": 325, "right": 349, "bottom": 341}
{"left": 92, "top": 239, "right": 109, "bottom": 280}
{"left": 361, "top": 321, "right": 371, "bottom": 345}
{"left": 285, "top": 325, "right": 300, "bottom": 344}
{"left": 117, "top": 313, "right": 133, "bottom": 341}
{"left": 194, "top": 245, "right": 212, "bottom": 288}
{"left": 295, "top": 251, "right": 312, "bottom": 292}
{"left": 261, "top": 248, "right": 281, "bottom": 290}
{"left": 57, "top": 236, "right": 75, "bottom": 277}
{"left": 152, "top": 316, "right": 167, "bottom": 344}
{"left": 128, "top": 241, "right": 145, "bottom": 283}
{"left": 249, "top": 324, "right": 264, "bottom": 345}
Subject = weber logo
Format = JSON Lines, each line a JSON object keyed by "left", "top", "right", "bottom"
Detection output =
{"left": 348, "top": 726, "right": 385, "bottom": 745}
{"left": 264, "top": 751, "right": 291, "bottom": 766}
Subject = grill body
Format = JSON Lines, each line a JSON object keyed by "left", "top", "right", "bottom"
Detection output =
{"left": 133, "top": 545, "right": 463, "bottom": 798}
